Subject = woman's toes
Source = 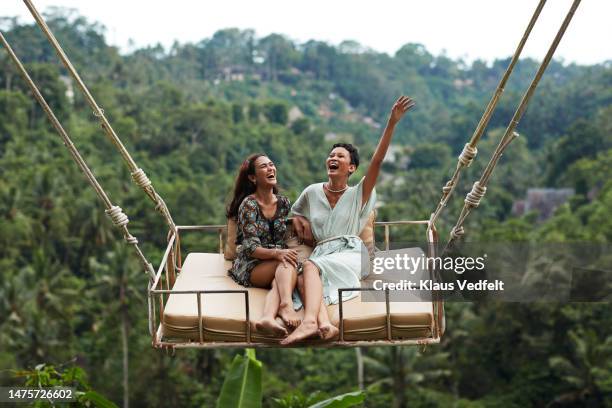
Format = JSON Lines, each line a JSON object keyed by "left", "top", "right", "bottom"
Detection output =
{"left": 319, "top": 324, "right": 339, "bottom": 341}
{"left": 280, "top": 320, "right": 318, "bottom": 345}
{"left": 256, "top": 318, "right": 287, "bottom": 337}
{"left": 278, "top": 304, "right": 301, "bottom": 329}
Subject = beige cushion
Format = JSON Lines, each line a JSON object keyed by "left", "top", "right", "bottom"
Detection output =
{"left": 224, "top": 218, "right": 238, "bottom": 261}
{"left": 163, "top": 253, "right": 283, "bottom": 343}
{"left": 162, "top": 247, "right": 434, "bottom": 343}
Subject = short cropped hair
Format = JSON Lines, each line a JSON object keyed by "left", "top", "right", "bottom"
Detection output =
{"left": 331, "top": 143, "right": 360, "bottom": 169}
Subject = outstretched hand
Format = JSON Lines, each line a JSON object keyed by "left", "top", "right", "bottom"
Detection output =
{"left": 389, "top": 95, "right": 415, "bottom": 125}
{"left": 361, "top": 95, "right": 415, "bottom": 208}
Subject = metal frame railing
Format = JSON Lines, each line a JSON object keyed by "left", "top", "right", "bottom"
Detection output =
{"left": 338, "top": 288, "right": 391, "bottom": 342}
{"left": 149, "top": 219, "right": 443, "bottom": 349}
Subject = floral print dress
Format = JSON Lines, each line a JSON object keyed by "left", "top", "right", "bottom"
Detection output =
{"left": 229, "top": 194, "right": 290, "bottom": 286}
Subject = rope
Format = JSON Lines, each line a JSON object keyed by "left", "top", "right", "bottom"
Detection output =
{"left": 106, "top": 206, "right": 130, "bottom": 227}
{"left": 131, "top": 168, "right": 152, "bottom": 189}
{"left": 0, "top": 31, "right": 156, "bottom": 282}
{"left": 450, "top": 226, "right": 465, "bottom": 240}
{"left": 445, "top": 0, "right": 581, "bottom": 251}
{"left": 458, "top": 144, "right": 478, "bottom": 167}
{"left": 428, "top": 0, "right": 547, "bottom": 229}
{"left": 465, "top": 182, "right": 486, "bottom": 208}
{"left": 23, "top": 0, "right": 176, "bottom": 232}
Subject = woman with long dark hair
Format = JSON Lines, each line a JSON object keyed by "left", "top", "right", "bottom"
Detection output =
{"left": 227, "top": 153, "right": 300, "bottom": 335}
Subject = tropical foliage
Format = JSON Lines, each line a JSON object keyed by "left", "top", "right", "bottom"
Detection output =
{"left": 0, "top": 8, "right": 610, "bottom": 407}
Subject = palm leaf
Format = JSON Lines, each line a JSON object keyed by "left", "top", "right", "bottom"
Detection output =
{"left": 80, "top": 391, "right": 119, "bottom": 408}
{"left": 217, "top": 349, "right": 263, "bottom": 408}
{"left": 308, "top": 391, "right": 365, "bottom": 408}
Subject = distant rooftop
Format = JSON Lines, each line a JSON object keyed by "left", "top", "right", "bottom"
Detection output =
{"left": 513, "top": 188, "right": 574, "bottom": 221}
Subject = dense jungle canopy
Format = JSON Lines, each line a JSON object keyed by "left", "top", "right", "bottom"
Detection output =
{"left": 0, "top": 9, "right": 611, "bottom": 407}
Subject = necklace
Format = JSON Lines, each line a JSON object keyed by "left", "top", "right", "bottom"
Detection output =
{"left": 325, "top": 183, "right": 348, "bottom": 193}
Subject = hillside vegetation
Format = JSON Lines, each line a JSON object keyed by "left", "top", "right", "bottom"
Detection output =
{"left": 0, "top": 9, "right": 611, "bottom": 407}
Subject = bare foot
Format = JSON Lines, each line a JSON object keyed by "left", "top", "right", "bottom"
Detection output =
{"left": 278, "top": 303, "right": 302, "bottom": 329}
{"left": 318, "top": 322, "right": 339, "bottom": 341}
{"left": 280, "top": 319, "right": 318, "bottom": 345}
{"left": 255, "top": 317, "right": 288, "bottom": 337}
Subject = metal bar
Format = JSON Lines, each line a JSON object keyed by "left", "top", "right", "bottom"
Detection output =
{"left": 152, "top": 289, "right": 249, "bottom": 294}
{"left": 176, "top": 229, "right": 182, "bottom": 270}
{"left": 375, "top": 220, "right": 429, "bottom": 226}
{"left": 165, "top": 229, "right": 176, "bottom": 288}
{"left": 155, "top": 336, "right": 440, "bottom": 349}
{"left": 153, "top": 232, "right": 176, "bottom": 289}
{"left": 176, "top": 220, "right": 428, "bottom": 231}
{"left": 384, "top": 225, "right": 390, "bottom": 251}
{"left": 197, "top": 293, "right": 203, "bottom": 343}
{"left": 154, "top": 325, "right": 164, "bottom": 347}
{"left": 164, "top": 260, "right": 170, "bottom": 292}
{"left": 176, "top": 225, "right": 227, "bottom": 231}
{"left": 426, "top": 223, "right": 442, "bottom": 339}
{"left": 218, "top": 228, "right": 224, "bottom": 254}
{"left": 385, "top": 288, "right": 391, "bottom": 340}
{"left": 244, "top": 292, "right": 251, "bottom": 343}
{"left": 338, "top": 290, "right": 345, "bottom": 342}
{"left": 159, "top": 292, "right": 164, "bottom": 325}
{"left": 148, "top": 281, "right": 156, "bottom": 337}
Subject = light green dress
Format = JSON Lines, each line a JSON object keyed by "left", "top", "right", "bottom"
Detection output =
{"left": 292, "top": 177, "right": 376, "bottom": 307}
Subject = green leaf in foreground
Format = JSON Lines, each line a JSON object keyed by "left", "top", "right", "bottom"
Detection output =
{"left": 80, "top": 391, "right": 119, "bottom": 408}
{"left": 308, "top": 391, "right": 365, "bottom": 408}
{"left": 217, "top": 349, "right": 263, "bottom": 408}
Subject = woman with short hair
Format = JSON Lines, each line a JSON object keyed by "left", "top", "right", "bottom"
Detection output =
{"left": 282, "top": 96, "right": 415, "bottom": 345}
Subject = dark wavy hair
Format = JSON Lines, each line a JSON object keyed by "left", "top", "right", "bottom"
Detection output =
{"left": 226, "top": 153, "right": 278, "bottom": 219}
{"left": 331, "top": 143, "right": 359, "bottom": 173}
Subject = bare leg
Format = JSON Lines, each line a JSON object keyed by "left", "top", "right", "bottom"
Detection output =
{"left": 318, "top": 303, "right": 339, "bottom": 341}
{"left": 255, "top": 279, "right": 287, "bottom": 336}
{"left": 251, "top": 261, "right": 287, "bottom": 336}
{"left": 275, "top": 263, "right": 301, "bottom": 328}
{"left": 298, "top": 274, "right": 338, "bottom": 340}
{"left": 281, "top": 261, "right": 321, "bottom": 345}
{"left": 249, "top": 260, "right": 279, "bottom": 287}
{"left": 297, "top": 274, "right": 305, "bottom": 304}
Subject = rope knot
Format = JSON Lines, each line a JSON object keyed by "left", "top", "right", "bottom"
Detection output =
{"left": 105, "top": 206, "right": 129, "bottom": 227}
{"left": 458, "top": 144, "right": 477, "bottom": 167}
{"left": 131, "top": 168, "right": 152, "bottom": 189}
{"left": 450, "top": 226, "right": 465, "bottom": 240}
{"left": 442, "top": 180, "right": 454, "bottom": 195}
{"left": 465, "top": 181, "right": 486, "bottom": 208}
{"left": 125, "top": 234, "right": 138, "bottom": 244}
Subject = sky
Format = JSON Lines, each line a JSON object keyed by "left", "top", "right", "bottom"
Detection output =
{"left": 3, "top": 0, "right": 611, "bottom": 65}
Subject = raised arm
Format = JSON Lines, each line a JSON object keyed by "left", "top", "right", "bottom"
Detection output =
{"left": 362, "top": 96, "right": 415, "bottom": 206}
